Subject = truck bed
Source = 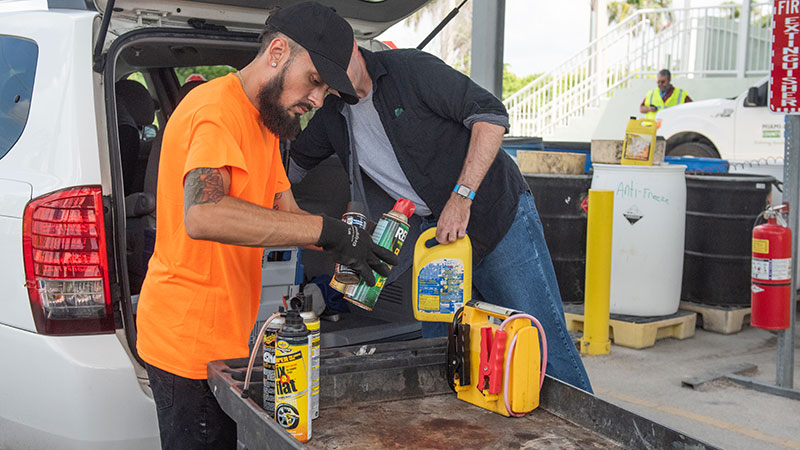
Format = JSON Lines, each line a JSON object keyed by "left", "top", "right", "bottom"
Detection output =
{"left": 208, "top": 338, "right": 718, "bottom": 450}
{"left": 309, "top": 394, "right": 623, "bottom": 449}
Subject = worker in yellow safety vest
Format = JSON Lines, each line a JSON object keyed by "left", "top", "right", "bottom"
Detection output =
{"left": 640, "top": 69, "right": 692, "bottom": 120}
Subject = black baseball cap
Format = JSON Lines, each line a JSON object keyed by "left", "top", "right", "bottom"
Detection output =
{"left": 265, "top": 2, "right": 359, "bottom": 105}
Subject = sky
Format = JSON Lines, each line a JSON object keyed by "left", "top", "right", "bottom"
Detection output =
{"left": 379, "top": 0, "right": 740, "bottom": 77}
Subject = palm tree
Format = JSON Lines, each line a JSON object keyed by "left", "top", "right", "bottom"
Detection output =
{"left": 607, "top": 0, "right": 672, "bottom": 24}
{"left": 401, "top": 0, "right": 473, "bottom": 74}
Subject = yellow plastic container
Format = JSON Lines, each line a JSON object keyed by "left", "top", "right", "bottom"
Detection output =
{"left": 454, "top": 301, "right": 540, "bottom": 416}
{"left": 412, "top": 227, "right": 471, "bottom": 322}
{"left": 621, "top": 117, "right": 658, "bottom": 166}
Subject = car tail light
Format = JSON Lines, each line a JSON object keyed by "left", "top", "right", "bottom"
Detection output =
{"left": 22, "top": 186, "right": 114, "bottom": 335}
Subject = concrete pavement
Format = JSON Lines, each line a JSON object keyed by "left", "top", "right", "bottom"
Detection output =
{"left": 582, "top": 320, "right": 800, "bottom": 450}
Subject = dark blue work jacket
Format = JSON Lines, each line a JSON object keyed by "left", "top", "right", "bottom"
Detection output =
{"left": 291, "top": 48, "right": 528, "bottom": 263}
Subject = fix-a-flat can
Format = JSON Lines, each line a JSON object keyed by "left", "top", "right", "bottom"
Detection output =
{"left": 300, "top": 310, "right": 320, "bottom": 419}
{"left": 275, "top": 311, "right": 311, "bottom": 443}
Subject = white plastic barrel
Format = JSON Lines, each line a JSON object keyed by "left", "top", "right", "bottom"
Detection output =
{"left": 591, "top": 164, "right": 687, "bottom": 316}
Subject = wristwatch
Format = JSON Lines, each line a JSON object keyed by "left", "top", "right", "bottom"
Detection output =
{"left": 453, "top": 184, "right": 476, "bottom": 200}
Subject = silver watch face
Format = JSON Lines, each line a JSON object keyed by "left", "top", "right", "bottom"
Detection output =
{"left": 457, "top": 185, "right": 470, "bottom": 197}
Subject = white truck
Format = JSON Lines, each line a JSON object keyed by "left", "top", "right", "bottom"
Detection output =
{"left": 657, "top": 78, "right": 786, "bottom": 162}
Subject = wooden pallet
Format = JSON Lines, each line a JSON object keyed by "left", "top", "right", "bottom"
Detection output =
{"left": 563, "top": 305, "right": 697, "bottom": 350}
{"left": 678, "top": 301, "right": 751, "bottom": 334}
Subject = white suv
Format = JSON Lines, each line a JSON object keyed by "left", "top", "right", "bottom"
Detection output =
{"left": 0, "top": 1, "right": 427, "bottom": 448}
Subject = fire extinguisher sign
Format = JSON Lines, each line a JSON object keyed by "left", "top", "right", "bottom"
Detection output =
{"left": 769, "top": 0, "right": 800, "bottom": 113}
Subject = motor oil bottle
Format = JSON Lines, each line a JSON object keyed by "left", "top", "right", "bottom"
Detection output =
{"left": 263, "top": 307, "right": 285, "bottom": 418}
{"left": 412, "top": 227, "right": 472, "bottom": 322}
{"left": 344, "top": 198, "right": 415, "bottom": 311}
{"left": 291, "top": 294, "right": 321, "bottom": 420}
{"left": 621, "top": 117, "right": 658, "bottom": 166}
{"left": 274, "top": 310, "right": 312, "bottom": 442}
{"left": 333, "top": 201, "right": 368, "bottom": 284}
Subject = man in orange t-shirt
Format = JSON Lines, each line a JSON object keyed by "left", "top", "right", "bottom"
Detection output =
{"left": 135, "top": 3, "right": 396, "bottom": 449}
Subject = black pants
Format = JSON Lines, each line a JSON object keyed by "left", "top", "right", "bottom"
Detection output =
{"left": 146, "top": 363, "right": 237, "bottom": 450}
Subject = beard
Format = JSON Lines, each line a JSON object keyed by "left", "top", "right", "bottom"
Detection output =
{"left": 256, "top": 63, "right": 311, "bottom": 140}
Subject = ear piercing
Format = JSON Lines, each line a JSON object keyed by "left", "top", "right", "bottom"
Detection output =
{"left": 271, "top": 62, "right": 277, "bottom": 67}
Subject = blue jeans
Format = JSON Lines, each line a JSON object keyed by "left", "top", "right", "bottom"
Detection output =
{"left": 422, "top": 191, "right": 593, "bottom": 393}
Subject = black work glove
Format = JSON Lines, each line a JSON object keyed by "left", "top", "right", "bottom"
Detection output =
{"left": 317, "top": 215, "right": 399, "bottom": 286}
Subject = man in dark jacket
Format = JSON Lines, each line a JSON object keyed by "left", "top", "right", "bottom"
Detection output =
{"left": 289, "top": 43, "right": 592, "bottom": 392}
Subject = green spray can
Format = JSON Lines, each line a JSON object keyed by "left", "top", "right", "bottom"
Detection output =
{"left": 344, "top": 199, "right": 415, "bottom": 311}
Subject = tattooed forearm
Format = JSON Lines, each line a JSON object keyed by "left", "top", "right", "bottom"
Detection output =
{"left": 185, "top": 168, "right": 226, "bottom": 213}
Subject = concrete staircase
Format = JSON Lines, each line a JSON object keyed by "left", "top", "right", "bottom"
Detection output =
{"left": 504, "top": 3, "right": 771, "bottom": 141}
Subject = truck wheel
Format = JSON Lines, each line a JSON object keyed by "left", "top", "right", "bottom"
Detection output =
{"left": 667, "top": 142, "right": 718, "bottom": 158}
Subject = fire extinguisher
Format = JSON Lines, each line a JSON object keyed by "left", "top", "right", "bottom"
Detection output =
{"left": 751, "top": 204, "right": 792, "bottom": 330}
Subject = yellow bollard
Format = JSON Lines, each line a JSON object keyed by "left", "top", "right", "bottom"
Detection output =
{"left": 580, "top": 189, "right": 613, "bottom": 355}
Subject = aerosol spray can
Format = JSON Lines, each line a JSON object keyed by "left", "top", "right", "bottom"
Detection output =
{"left": 263, "top": 307, "right": 285, "bottom": 418}
{"left": 333, "top": 201, "right": 369, "bottom": 284}
{"left": 344, "top": 198, "right": 415, "bottom": 311}
{"left": 291, "top": 294, "right": 321, "bottom": 420}
{"left": 274, "top": 310, "right": 312, "bottom": 442}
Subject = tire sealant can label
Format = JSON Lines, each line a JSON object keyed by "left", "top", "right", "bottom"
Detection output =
{"left": 345, "top": 199, "right": 415, "bottom": 311}
{"left": 275, "top": 310, "right": 311, "bottom": 442}
{"left": 263, "top": 309, "right": 285, "bottom": 418}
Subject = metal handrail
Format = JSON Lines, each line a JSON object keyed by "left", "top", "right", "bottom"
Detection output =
{"left": 504, "top": 3, "right": 772, "bottom": 137}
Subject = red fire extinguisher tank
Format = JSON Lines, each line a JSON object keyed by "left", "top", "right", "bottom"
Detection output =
{"left": 751, "top": 216, "right": 792, "bottom": 329}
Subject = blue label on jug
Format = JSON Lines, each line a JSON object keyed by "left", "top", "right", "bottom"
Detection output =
{"left": 417, "top": 258, "right": 464, "bottom": 313}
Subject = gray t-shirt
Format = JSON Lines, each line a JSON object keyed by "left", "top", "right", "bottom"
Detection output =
{"left": 346, "top": 88, "right": 431, "bottom": 216}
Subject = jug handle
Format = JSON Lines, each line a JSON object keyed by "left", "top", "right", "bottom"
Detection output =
{"left": 419, "top": 226, "right": 469, "bottom": 248}
{"left": 640, "top": 119, "right": 657, "bottom": 128}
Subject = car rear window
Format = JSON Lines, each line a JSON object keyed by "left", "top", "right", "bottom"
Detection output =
{"left": 0, "top": 35, "right": 38, "bottom": 159}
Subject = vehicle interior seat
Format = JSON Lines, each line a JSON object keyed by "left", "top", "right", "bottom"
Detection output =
{"left": 142, "top": 79, "right": 206, "bottom": 223}
{"left": 115, "top": 79, "right": 156, "bottom": 197}
{"left": 127, "top": 78, "right": 205, "bottom": 295}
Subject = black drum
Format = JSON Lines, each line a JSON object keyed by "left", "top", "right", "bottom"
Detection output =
{"left": 682, "top": 173, "right": 775, "bottom": 305}
{"left": 525, "top": 174, "right": 592, "bottom": 304}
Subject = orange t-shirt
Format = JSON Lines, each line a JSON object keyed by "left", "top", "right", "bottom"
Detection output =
{"left": 136, "top": 74, "right": 290, "bottom": 379}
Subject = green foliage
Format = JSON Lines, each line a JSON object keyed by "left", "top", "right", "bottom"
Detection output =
{"left": 502, "top": 64, "right": 538, "bottom": 100}
{"left": 126, "top": 72, "right": 147, "bottom": 86}
{"left": 174, "top": 65, "right": 237, "bottom": 84}
{"left": 607, "top": 0, "right": 671, "bottom": 24}
{"left": 721, "top": 0, "right": 772, "bottom": 27}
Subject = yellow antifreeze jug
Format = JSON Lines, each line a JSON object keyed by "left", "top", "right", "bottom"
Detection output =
{"left": 621, "top": 117, "right": 658, "bottom": 166}
{"left": 412, "top": 227, "right": 471, "bottom": 322}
